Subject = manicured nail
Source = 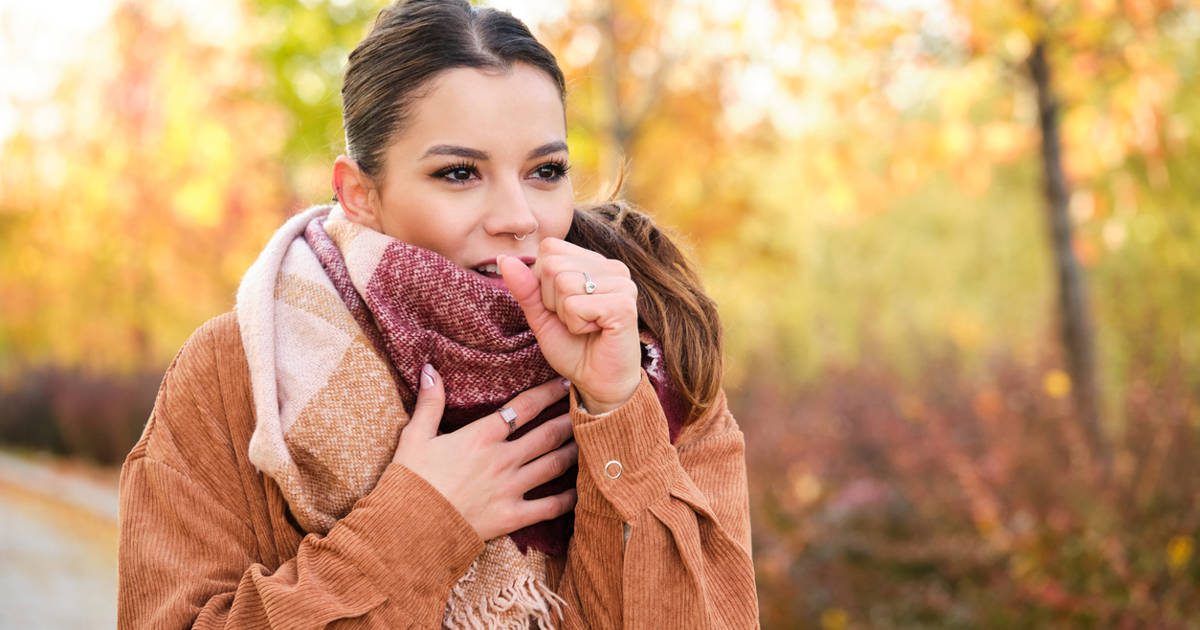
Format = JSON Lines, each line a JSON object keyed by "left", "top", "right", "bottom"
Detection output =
{"left": 420, "top": 363, "right": 436, "bottom": 389}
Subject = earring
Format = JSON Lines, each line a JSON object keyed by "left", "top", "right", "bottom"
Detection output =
{"left": 513, "top": 224, "right": 538, "bottom": 241}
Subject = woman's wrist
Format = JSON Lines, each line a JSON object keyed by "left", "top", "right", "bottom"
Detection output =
{"left": 576, "top": 376, "right": 641, "bottom": 415}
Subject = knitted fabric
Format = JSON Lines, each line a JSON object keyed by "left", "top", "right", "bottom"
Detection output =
{"left": 235, "top": 203, "right": 683, "bottom": 628}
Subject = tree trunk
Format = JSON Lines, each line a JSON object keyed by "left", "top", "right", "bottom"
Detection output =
{"left": 1027, "top": 39, "right": 1109, "bottom": 473}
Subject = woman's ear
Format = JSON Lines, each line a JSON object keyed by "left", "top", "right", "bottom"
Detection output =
{"left": 332, "top": 155, "right": 382, "bottom": 231}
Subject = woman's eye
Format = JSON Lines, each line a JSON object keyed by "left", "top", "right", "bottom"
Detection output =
{"left": 533, "top": 162, "right": 569, "bottom": 181}
{"left": 445, "top": 167, "right": 474, "bottom": 182}
{"left": 432, "top": 163, "right": 479, "bottom": 184}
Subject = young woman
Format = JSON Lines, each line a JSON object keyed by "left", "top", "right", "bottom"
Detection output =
{"left": 117, "top": 1, "right": 758, "bottom": 627}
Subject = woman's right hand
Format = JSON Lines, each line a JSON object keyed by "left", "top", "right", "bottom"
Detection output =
{"left": 391, "top": 363, "right": 579, "bottom": 542}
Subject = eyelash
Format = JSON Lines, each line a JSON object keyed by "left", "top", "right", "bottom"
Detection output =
{"left": 533, "top": 159, "right": 571, "bottom": 182}
{"left": 431, "top": 161, "right": 479, "bottom": 184}
{"left": 429, "top": 160, "right": 571, "bottom": 185}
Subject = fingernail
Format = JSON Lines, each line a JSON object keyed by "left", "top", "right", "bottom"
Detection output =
{"left": 420, "top": 363, "right": 436, "bottom": 389}
{"left": 496, "top": 254, "right": 506, "bottom": 265}
{"left": 560, "top": 377, "right": 571, "bottom": 389}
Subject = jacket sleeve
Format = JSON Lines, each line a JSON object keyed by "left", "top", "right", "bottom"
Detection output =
{"left": 117, "top": 325, "right": 485, "bottom": 629}
{"left": 556, "top": 370, "right": 760, "bottom": 629}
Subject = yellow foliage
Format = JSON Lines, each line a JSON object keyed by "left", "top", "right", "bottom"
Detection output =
{"left": 820, "top": 607, "right": 849, "bottom": 630}
{"left": 788, "top": 467, "right": 823, "bottom": 507}
{"left": 1167, "top": 535, "right": 1194, "bottom": 573}
{"left": 1043, "top": 370, "right": 1073, "bottom": 399}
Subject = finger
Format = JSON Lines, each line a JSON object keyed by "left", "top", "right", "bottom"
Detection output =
{"left": 477, "top": 376, "right": 571, "bottom": 442}
{"left": 514, "top": 488, "right": 577, "bottom": 527}
{"left": 539, "top": 236, "right": 608, "bottom": 262}
{"left": 552, "top": 271, "right": 633, "bottom": 334}
{"left": 551, "top": 268, "right": 586, "bottom": 320}
{"left": 498, "top": 254, "right": 559, "bottom": 337}
{"left": 538, "top": 252, "right": 622, "bottom": 316}
{"left": 560, "top": 292, "right": 638, "bottom": 336}
{"left": 406, "top": 363, "right": 446, "bottom": 440}
{"left": 511, "top": 414, "right": 574, "bottom": 464}
{"left": 538, "top": 254, "right": 559, "bottom": 317}
{"left": 514, "top": 440, "right": 578, "bottom": 492}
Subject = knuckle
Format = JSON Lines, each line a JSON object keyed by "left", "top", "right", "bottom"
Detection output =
{"left": 549, "top": 448, "right": 569, "bottom": 474}
{"left": 508, "top": 394, "right": 538, "bottom": 420}
{"left": 553, "top": 270, "right": 575, "bottom": 294}
{"left": 510, "top": 504, "right": 533, "bottom": 530}
{"left": 537, "top": 380, "right": 567, "bottom": 403}
{"left": 606, "top": 258, "right": 631, "bottom": 277}
{"left": 466, "top": 431, "right": 489, "bottom": 452}
{"left": 551, "top": 456, "right": 568, "bottom": 478}
{"left": 535, "top": 426, "right": 558, "bottom": 454}
{"left": 498, "top": 503, "right": 520, "bottom": 530}
{"left": 540, "top": 254, "right": 565, "bottom": 275}
{"left": 557, "top": 449, "right": 576, "bottom": 476}
{"left": 540, "top": 499, "right": 561, "bottom": 521}
{"left": 416, "top": 395, "right": 442, "bottom": 412}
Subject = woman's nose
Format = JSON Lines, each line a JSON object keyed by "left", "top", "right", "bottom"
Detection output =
{"left": 485, "top": 178, "right": 539, "bottom": 237}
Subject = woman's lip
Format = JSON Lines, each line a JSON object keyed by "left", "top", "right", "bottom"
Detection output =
{"left": 469, "top": 255, "right": 535, "bottom": 268}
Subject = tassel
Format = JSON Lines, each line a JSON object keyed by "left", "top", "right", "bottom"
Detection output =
{"left": 443, "top": 562, "right": 567, "bottom": 630}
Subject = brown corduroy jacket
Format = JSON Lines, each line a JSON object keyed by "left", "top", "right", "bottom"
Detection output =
{"left": 117, "top": 312, "right": 759, "bottom": 628}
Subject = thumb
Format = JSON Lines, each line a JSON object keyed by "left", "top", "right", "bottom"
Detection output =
{"left": 498, "top": 254, "right": 556, "bottom": 335}
{"left": 407, "top": 363, "right": 446, "bottom": 440}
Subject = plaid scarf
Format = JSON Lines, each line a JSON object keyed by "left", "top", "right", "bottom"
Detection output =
{"left": 236, "top": 203, "right": 683, "bottom": 629}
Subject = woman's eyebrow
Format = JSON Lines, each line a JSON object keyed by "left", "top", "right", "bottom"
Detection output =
{"left": 526, "top": 141, "right": 568, "bottom": 159}
{"left": 422, "top": 144, "right": 489, "bottom": 160}
{"left": 420, "top": 141, "right": 567, "bottom": 161}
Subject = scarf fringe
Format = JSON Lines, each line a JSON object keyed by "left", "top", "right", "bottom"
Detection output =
{"left": 443, "top": 560, "right": 567, "bottom": 630}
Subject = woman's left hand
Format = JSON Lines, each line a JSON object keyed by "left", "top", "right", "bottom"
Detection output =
{"left": 498, "top": 238, "right": 641, "bottom": 415}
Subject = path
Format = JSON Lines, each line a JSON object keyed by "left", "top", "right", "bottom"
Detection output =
{"left": 0, "top": 451, "right": 119, "bottom": 629}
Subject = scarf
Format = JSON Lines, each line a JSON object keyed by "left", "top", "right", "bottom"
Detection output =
{"left": 236, "top": 203, "right": 685, "bottom": 629}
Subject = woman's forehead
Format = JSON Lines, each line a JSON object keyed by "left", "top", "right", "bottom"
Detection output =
{"left": 395, "top": 63, "right": 567, "bottom": 159}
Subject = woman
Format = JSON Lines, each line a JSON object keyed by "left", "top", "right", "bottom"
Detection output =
{"left": 117, "top": 0, "right": 758, "bottom": 628}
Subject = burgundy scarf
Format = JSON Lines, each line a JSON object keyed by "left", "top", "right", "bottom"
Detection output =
{"left": 303, "top": 217, "right": 684, "bottom": 557}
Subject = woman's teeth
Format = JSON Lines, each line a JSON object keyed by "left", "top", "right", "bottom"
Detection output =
{"left": 474, "top": 263, "right": 500, "bottom": 276}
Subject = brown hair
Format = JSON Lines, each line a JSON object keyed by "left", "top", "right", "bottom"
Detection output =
{"left": 567, "top": 203, "right": 724, "bottom": 424}
{"left": 342, "top": 0, "right": 723, "bottom": 424}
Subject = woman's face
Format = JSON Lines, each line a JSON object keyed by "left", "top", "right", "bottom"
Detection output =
{"left": 336, "top": 62, "right": 573, "bottom": 286}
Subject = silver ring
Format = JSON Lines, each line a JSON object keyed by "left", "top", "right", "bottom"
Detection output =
{"left": 582, "top": 271, "right": 597, "bottom": 295}
{"left": 499, "top": 406, "right": 518, "bottom": 434}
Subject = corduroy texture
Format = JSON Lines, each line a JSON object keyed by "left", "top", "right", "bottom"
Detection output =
{"left": 233, "top": 203, "right": 686, "bottom": 628}
{"left": 118, "top": 311, "right": 760, "bottom": 628}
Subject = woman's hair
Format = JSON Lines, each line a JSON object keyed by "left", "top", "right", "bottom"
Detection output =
{"left": 343, "top": 0, "right": 724, "bottom": 424}
{"left": 567, "top": 203, "right": 725, "bottom": 425}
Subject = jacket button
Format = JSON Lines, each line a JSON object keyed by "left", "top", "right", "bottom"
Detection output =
{"left": 604, "top": 460, "right": 623, "bottom": 479}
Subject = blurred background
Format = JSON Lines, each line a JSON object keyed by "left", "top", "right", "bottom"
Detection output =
{"left": 1, "top": 0, "right": 1198, "bottom": 627}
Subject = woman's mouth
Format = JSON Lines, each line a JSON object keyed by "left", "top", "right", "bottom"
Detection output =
{"left": 468, "top": 256, "right": 535, "bottom": 283}
{"left": 472, "top": 263, "right": 501, "bottom": 278}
